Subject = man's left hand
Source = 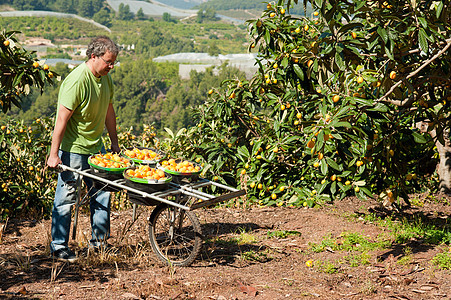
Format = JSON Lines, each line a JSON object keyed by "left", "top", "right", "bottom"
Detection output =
{"left": 111, "top": 144, "right": 120, "bottom": 153}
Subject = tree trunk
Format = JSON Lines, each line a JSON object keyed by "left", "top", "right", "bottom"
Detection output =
{"left": 428, "top": 125, "right": 451, "bottom": 194}
{"left": 417, "top": 121, "right": 451, "bottom": 194}
{"left": 436, "top": 135, "right": 451, "bottom": 194}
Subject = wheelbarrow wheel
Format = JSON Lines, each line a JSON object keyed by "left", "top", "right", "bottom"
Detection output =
{"left": 148, "top": 203, "right": 202, "bottom": 267}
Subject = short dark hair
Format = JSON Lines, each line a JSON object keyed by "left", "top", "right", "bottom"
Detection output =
{"left": 86, "top": 36, "right": 119, "bottom": 59}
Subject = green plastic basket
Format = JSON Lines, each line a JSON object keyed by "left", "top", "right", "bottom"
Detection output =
{"left": 157, "top": 160, "right": 202, "bottom": 176}
{"left": 123, "top": 167, "right": 172, "bottom": 193}
{"left": 88, "top": 155, "right": 133, "bottom": 174}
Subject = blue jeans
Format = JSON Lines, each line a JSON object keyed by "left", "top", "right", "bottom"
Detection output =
{"left": 51, "top": 150, "right": 111, "bottom": 252}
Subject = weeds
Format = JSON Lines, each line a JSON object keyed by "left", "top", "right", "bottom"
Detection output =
{"left": 13, "top": 253, "right": 31, "bottom": 272}
{"left": 309, "top": 232, "right": 389, "bottom": 254}
{"left": 352, "top": 212, "right": 451, "bottom": 246}
{"left": 241, "top": 249, "right": 272, "bottom": 262}
{"left": 397, "top": 246, "right": 413, "bottom": 266}
{"left": 314, "top": 260, "right": 339, "bottom": 273}
{"left": 432, "top": 250, "right": 451, "bottom": 270}
{"left": 343, "top": 252, "right": 372, "bottom": 267}
{"left": 267, "top": 230, "right": 301, "bottom": 239}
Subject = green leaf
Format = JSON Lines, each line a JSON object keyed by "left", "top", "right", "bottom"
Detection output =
{"left": 412, "top": 131, "right": 427, "bottom": 143}
{"left": 335, "top": 51, "right": 345, "bottom": 70}
{"left": 330, "top": 181, "right": 337, "bottom": 194}
{"left": 418, "top": 17, "right": 427, "bottom": 28}
{"left": 293, "top": 64, "right": 304, "bottom": 81}
{"left": 368, "top": 103, "right": 389, "bottom": 112}
{"left": 385, "top": 45, "right": 394, "bottom": 60}
{"left": 237, "top": 146, "right": 250, "bottom": 159}
{"left": 354, "top": 97, "right": 373, "bottom": 106}
{"left": 337, "top": 22, "right": 363, "bottom": 35}
{"left": 320, "top": 159, "right": 328, "bottom": 175}
{"left": 318, "top": 182, "right": 327, "bottom": 194}
{"left": 361, "top": 187, "right": 373, "bottom": 198}
{"left": 164, "top": 127, "right": 174, "bottom": 138}
{"left": 325, "top": 157, "right": 342, "bottom": 171}
{"left": 377, "top": 27, "right": 388, "bottom": 43}
{"left": 436, "top": 1, "right": 444, "bottom": 18}
{"left": 418, "top": 28, "right": 428, "bottom": 54}
{"left": 334, "top": 121, "right": 352, "bottom": 128}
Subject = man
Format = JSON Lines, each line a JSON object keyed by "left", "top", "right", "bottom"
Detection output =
{"left": 46, "top": 36, "right": 120, "bottom": 262}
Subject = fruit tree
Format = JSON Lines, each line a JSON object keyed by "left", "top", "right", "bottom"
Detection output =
{"left": 187, "top": 0, "right": 450, "bottom": 207}
{"left": 0, "top": 30, "right": 57, "bottom": 113}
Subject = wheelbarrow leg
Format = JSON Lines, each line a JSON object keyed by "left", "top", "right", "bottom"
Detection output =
{"left": 71, "top": 175, "right": 82, "bottom": 240}
{"left": 132, "top": 203, "right": 137, "bottom": 222}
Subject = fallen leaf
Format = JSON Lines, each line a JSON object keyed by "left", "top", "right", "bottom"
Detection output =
{"left": 17, "top": 286, "right": 28, "bottom": 295}
{"left": 237, "top": 281, "right": 258, "bottom": 296}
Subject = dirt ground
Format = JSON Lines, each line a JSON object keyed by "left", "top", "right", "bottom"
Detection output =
{"left": 1, "top": 196, "right": 451, "bottom": 300}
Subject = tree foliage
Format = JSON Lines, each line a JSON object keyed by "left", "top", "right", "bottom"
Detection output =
{"left": 183, "top": 0, "right": 450, "bottom": 207}
{"left": 10, "top": 0, "right": 104, "bottom": 18}
{"left": 0, "top": 30, "right": 57, "bottom": 113}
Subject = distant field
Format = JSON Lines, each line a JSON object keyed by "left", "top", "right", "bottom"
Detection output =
{"left": 106, "top": 0, "right": 196, "bottom": 17}
{"left": 217, "top": 9, "right": 261, "bottom": 21}
{"left": 0, "top": 15, "right": 108, "bottom": 41}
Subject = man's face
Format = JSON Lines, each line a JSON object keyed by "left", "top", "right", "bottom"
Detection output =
{"left": 92, "top": 50, "right": 117, "bottom": 77}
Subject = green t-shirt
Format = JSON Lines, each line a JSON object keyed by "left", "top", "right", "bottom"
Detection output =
{"left": 57, "top": 62, "right": 114, "bottom": 155}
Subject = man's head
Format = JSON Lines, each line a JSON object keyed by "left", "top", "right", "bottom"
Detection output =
{"left": 86, "top": 36, "right": 119, "bottom": 58}
{"left": 86, "top": 36, "right": 119, "bottom": 77}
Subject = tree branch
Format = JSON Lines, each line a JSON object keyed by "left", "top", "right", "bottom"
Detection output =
{"left": 376, "top": 39, "right": 451, "bottom": 105}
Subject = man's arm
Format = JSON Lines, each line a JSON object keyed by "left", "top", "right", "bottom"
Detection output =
{"left": 105, "top": 103, "right": 120, "bottom": 153}
{"left": 47, "top": 105, "right": 74, "bottom": 168}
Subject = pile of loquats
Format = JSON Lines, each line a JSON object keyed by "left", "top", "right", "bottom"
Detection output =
{"left": 125, "top": 165, "right": 167, "bottom": 181}
{"left": 89, "top": 152, "right": 131, "bottom": 169}
{"left": 159, "top": 158, "right": 201, "bottom": 174}
{"left": 123, "top": 147, "right": 163, "bottom": 162}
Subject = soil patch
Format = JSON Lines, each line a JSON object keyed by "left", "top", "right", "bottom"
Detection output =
{"left": 1, "top": 197, "right": 450, "bottom": 299}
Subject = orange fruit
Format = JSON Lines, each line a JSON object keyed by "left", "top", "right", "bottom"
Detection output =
{"left": 3, "top": 40, "right": 9, "bottom": 46}
{"left": 332, "top": 95, "right": 340, "bottom": 103}
{"left": 389, "top": 71, "right": 397, "bottom": 80}
{"left": 307, "top": 60, "right": 313, "bottom": 68}
{"left": 32, "top": 62, "right": 39, "bottom": 68}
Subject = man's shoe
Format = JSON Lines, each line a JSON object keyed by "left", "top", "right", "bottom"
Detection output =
{"left": 51, "top": 248, "right": 78, "bottom": 263}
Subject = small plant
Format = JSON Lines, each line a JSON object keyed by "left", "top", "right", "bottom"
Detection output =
{"left": 432, "top": 251, "right": 451, "bottom": 270}
{"left": 343, "top": 252, "right": 372, "bottom": 267}
{"left": 315, "top": 259, "right": 339, "bottom": 274}
{"left": 309, "top": 232, "right": 389, "bottom": 253}
{"left": 13, "top": 253, "right": 31, "bottom": 272}
{"left": 236, "top": 227, "right": 259, "bottom": 245}
{"left": 309, "top": 234, "right": 337, "bottom": 253}
{"left": 241, "top": 249, "right": 271, "bottom": 262}
{"left": 267, "top": 230, "right": 301, "bottom": 239}
{"left": 397, "top": 246, "right": 413, "bottom": 266}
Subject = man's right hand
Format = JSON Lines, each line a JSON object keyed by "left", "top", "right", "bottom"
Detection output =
{"left": 47, "top": 154, "right": 62, "bottom": 168}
